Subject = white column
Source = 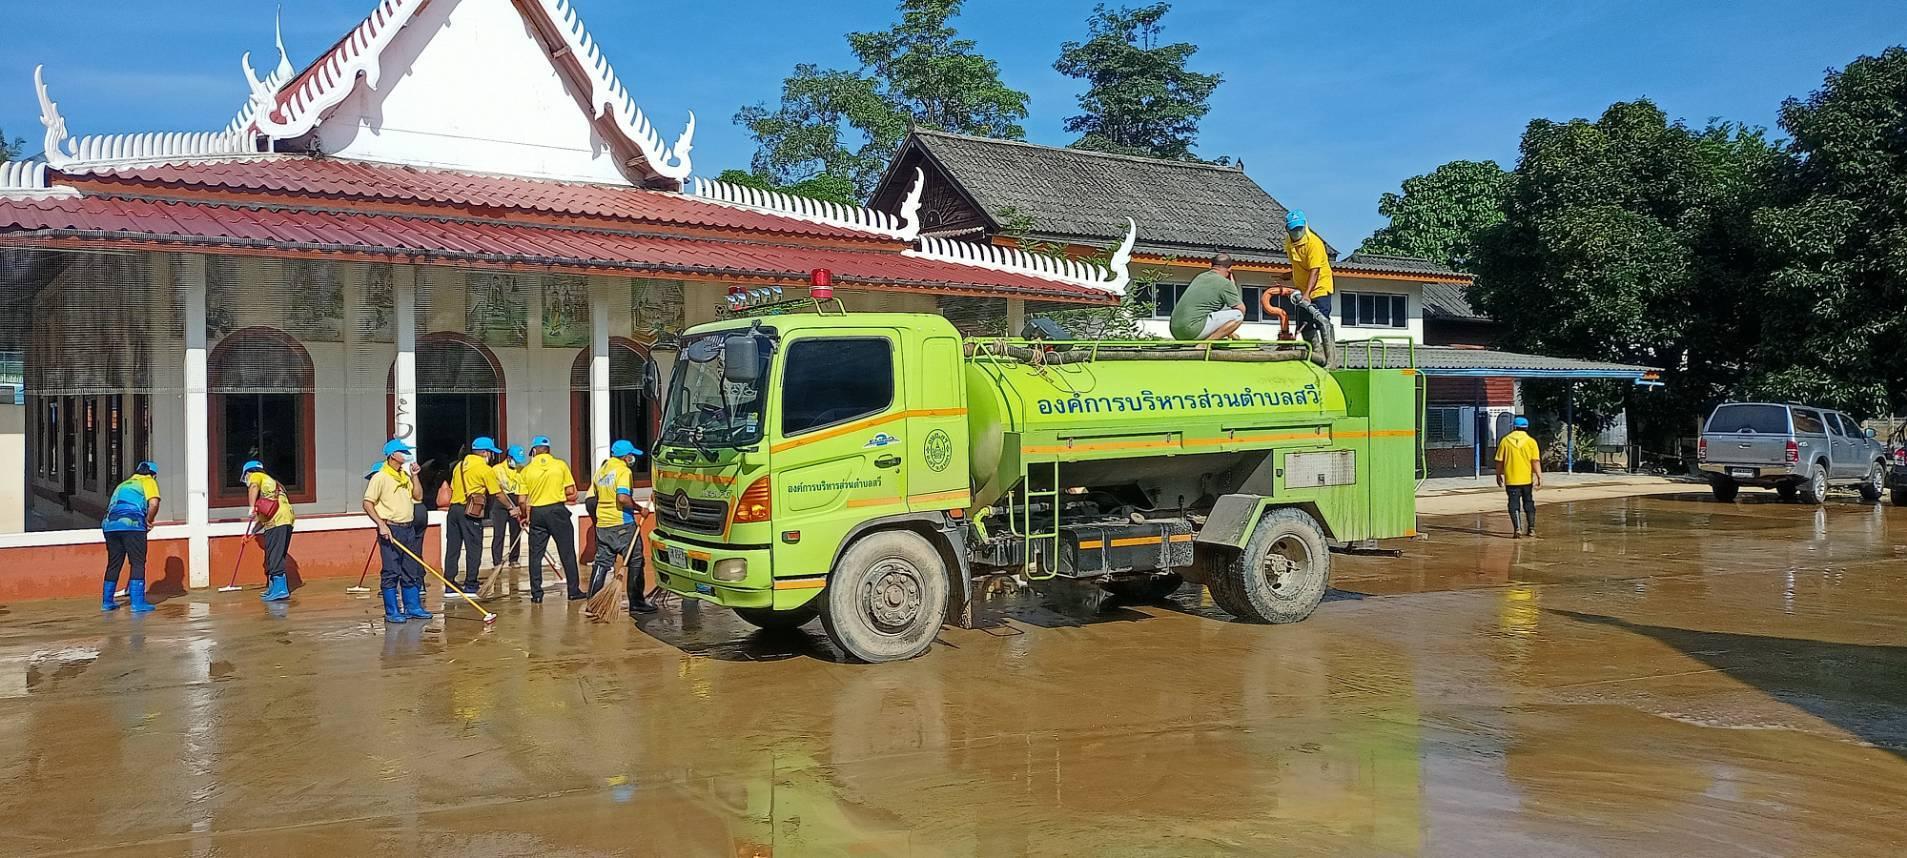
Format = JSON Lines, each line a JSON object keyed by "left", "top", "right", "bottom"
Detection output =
{"left": 1005, "top": 299, "right": 1026, "bottom": 338}
{"left": 589, "top": 279, "right": 611, "bottom": 467}
{"left": 393, "top": 267, "right": 418, "bottom": 445}
{"left": 178, "top": 254, "right": 210, "bottom": 589}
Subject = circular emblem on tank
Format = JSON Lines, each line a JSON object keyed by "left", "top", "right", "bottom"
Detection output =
{"left": 923, "top": 429, "right": 954, "bottom": 473}
{"left": 673, "top": 490, "right": 692, "bottom": 522}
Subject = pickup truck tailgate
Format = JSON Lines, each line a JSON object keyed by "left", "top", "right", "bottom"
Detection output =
{"left": 1705, "top": 432, "right": 1789, "bottom": 465}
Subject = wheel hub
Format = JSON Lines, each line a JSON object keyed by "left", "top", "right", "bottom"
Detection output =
{"left": 864, "top": 560, "right": 924, "bottom": 633}
{"left": 1260, "top": 537, "right": 1309, "bottom": 596}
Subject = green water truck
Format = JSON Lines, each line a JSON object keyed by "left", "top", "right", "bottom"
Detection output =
{"left": 649, "top": 308, "right": 1419, "bottom": 662}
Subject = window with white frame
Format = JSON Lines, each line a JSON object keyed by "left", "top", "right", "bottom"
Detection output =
{"left": 1342, "top": 292, "right": 1409, "bottom": 328}
{"left": 1425, "top": 407, "right": 1466, "bottom": 445}
{"left": 1148, "top": 282, "right": 1267, "bottom": 322}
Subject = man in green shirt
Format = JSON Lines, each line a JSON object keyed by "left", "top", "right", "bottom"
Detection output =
{"left": 1168, "top": 254, "right": 1247, "bottom": 340}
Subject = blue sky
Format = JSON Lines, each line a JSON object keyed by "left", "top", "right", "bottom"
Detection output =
{"left": 3, "top": 0, "right": 1901, "bottom": 247}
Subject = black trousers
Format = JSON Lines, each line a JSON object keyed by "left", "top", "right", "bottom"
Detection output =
{"left": 591, "top": 523, "right": 637, "bottom": 596}
{"left": 103, "top": 531, "right": 148, "bottom": 585}
{"left": 444, "top": 512, "right": 485, "bottom": 587}
{"left": 378, "top": 519, "right": 424, "bottom": 590}
{"left": 1506, "top": 484, "right": 1536, "bottom": 533}
{"left": 528, "top": 503, "right": 579, "bottom": 597}
{"left": 489, "top": 498, "right": 522, "bottom": 566}
{"left": 1298, "top": 293, "right": 1334, "bottom": 336}
{"left": 260, "top": 524, "right": 292, "bottom": 579}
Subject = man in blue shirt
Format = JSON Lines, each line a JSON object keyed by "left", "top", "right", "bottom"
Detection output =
{"left": 101, "top": 461, "right": 162, "bottom": 613}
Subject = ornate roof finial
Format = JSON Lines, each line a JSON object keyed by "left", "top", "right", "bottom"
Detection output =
{"left": 895, "top": 167, "right": 925, "bottom": 242}
{"left": 34, "top": 65, "right": 71, "bottom": 168}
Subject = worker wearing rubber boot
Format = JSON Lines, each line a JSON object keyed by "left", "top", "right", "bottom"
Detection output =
{"left": 1167, "top": 254, "right": 1246, "bottom": 341}
{"left": 244, "top": 460, "right": 297, "bottom": 602}
{"left": 587, "top": 440, "right": 652, "bottom": 612}
{"left": 364, "top": 439, "right": 431, "bottom": 623}
{"left": 1282, "top": 210, "right": 1335, "bottom": 341}
{"left": 1496, "top": 416, "right": 1543, "bottom": 538}
{"left": 489, "top": 445, "right": 527, "bottom": 571}
{"left": 444, "top": 437, "right": 518, "bottom": 595}
{"left": 101, "top": 460, "right": 162, "bottom": 613}
{"left": 517, "top": 435, "right": 580, "bottom": 603}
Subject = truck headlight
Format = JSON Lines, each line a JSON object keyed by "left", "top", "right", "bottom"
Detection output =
{"left": 713, "top": 559, "right": 747, "bottom": 582}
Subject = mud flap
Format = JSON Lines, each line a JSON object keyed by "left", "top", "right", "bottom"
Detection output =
{"left": 1196, "top": 494, "right": 1272, "bottom": 551}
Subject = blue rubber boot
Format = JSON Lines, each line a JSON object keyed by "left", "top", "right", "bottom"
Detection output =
{"left": 401, "top": 585, "right": 433, "bottom": 620}
{"left": 381, "top": 587, "right": 407, "bottom": 624}
{"left": 127, "top": 580, "right": 156, "bottom": 613}
{"left": 101, "top": 581, "right": 118, "bottom": 612}
{"left": 260, "top": 575, "right": 291, "bottom": 602}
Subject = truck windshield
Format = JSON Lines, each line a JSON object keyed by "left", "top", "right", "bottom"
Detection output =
{"left": 1707, "top": 404, "right": 1789, "bottom": 434}
{"left": 661, "top": 330, "right": 774, "bottom": 448}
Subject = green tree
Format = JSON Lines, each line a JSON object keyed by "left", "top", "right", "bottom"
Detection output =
{"left": 1747, "top": 47, "right": 1907, "bottom": 417}
{"left": 714, "top": 169, "right": 860, "bottom": 207}
{"left": 1470, "top": 100, "right": 1779, "bottom": 439}
{"left": 1358, "top": 160, "right": 1510, "bottom": 271}
{"left": 1054, "top": 3, "right": 1221, "bottom": 161}
{"left": 737, "top": 0, "right": 1028, "bottom": 199}
{"left": 0, "top": 130, "right": 24, "bottom": 161}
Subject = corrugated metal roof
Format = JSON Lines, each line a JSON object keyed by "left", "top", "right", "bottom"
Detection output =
{"left": 64, "top": 158, "right": 881, "bottom": 242}
{"left": 1420, "top": 281, "right": 1488, "bottom": 321}
{"left": 1341, "top": 344, "right": 1655, "bottom": 379}
{"left": 0, "top": 193, "right": 1110, "bottom": 302}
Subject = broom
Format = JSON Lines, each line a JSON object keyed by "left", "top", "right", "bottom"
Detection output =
{"left": 345, "top": 540, "right": 377, "bottom": 594}
{"left": 477, "top": 525, "right": 531, "bottom": 600}
{"left": 218, "top": 525, "right": 256, "bottom": 592}
{"left": 390, "top": 538, "right": 498, "bottom": 625}
{"left": 584, "top": 518, "right": 645, "bottom": 621}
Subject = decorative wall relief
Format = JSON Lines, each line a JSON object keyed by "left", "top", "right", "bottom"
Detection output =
{"left": 466, "top": 272, "right": 528, "bottom": 347}
{"left": 631, "top": 278, "right": 686, "bottom": 347}
{"left": 542, "top": 275, "right": 590, "bottom": 347}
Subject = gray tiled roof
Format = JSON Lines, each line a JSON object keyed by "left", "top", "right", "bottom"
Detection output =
{"left": 1340, "top": 344, "right": 1655, "bottom": 378}
{"left": 905, "top": 129, "right": 1323, "bottom": 258}
{"left": 1419, "top": 281, "right": 1488, "bottom": 321}
{"left": 1337, "top": 252, "right": 1461, "bottom": 277}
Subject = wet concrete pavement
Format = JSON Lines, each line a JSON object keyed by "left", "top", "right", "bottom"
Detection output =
{"left": 2, "top": 492, "right": 1905, "bottom": 856}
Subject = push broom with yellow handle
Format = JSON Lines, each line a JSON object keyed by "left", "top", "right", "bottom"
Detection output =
{"left": 390, "top": 538, "right": 497, "bottom": 625}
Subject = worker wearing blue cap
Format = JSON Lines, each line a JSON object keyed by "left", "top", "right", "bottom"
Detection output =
{"left": 244, "top": 459, "right": 297, "bottom": 602}
{"left": 487, "top": 444, "right": 528, "bottom": 571}
{"left": 1282, "top": 210, "right": 1335, "bottom": 340}
{"left": 443, "top": 436, "right": 519, "bottom": 594}
{"left": 588, "top": 440, "right": 655, "bottom": 614}
{"left": 100, "top": 460, "right": 162, "bottom": 613}
{"left": 1495, "top": 416, "right": 1543, "bottom": 538}
{"left": 364, "top": 439, "right": 430, "bottom": 623}
{"left": 516, "top": 435, "right": 580, "bottom": 602}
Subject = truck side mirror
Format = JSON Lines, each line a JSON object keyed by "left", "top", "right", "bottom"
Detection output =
{"left": 1866, "top": 427, "right": 1878, "bottom": 439}
{"left": 723, "top": 335, "right": 760, "bottom": 385}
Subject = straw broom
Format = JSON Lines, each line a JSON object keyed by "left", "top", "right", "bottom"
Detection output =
{"left": 584, "top": 510, "right": 648, "bottom": 621}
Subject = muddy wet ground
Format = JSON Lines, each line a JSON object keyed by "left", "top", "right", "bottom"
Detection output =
{"left": 2, "top": 492, "right": 1905, "bottom": 856}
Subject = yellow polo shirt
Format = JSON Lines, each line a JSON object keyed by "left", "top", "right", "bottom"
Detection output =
{"left": 449, "top": 454, "right": 501, "bottom": 504}
{"left": 363, "top": 464, "right": 417, "bottom": 525}
{"left": 494, "top": 460, "right": 520, "bottom": 495}
{"left": 591, "top": 458, "right": 635, "bottom": 528}
{"left": 246, "top": 471, "right": 297, "bottom": 529}
{"left": 1495, "top": 430, "right": 1542, "bottom": 487}
{"left": 518, "top": 453, "right": 576, "bottom": 507}
{"left": 1285, "top": 227, "right": 1335, "bottom": 299}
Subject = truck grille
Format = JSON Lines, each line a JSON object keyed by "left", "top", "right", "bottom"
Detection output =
{"left": 658, "top": 491, "right": 729, "bottom": 534}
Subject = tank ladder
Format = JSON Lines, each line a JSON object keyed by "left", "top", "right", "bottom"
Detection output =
{"left": 1011, "top": 458, "right": 1061, "bottom": 580}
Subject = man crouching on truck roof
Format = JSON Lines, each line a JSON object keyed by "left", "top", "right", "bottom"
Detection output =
{"left": 1168, "top": 253, "right": 1247, "bottom": 341}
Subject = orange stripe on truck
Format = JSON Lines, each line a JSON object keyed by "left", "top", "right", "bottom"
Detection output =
{"left": 769, "top": 408, "right": 967, "bottom": 454}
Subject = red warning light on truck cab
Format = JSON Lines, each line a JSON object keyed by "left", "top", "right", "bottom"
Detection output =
{"left": 810, "top": 268, "right": 834, "bottom": 300}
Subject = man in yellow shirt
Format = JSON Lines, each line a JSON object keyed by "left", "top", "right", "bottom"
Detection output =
{"left": 488, "top": 445, "right": 526, "bottom": 571}
{"left": 516, "top": 435, "right": 580, "bottom": 603}
{"left": 1495, "top": 416, "right": 1543, "bottom": 538}
{"left": 1282, "top": 210, "right": 1335, "bottom": 339}
{"left": 244, "top": 460, "right": 297, "bottom": 602}
{"left": 101, "top": 460, "right": 162, "bottom": 613}
{"left": 444, "top": 436, "right": 519, "bottom": 594}
{"left": 363, "top": 439, "right": 429, "bottom": 623}
{"left": 588, "top": 439, "right": 654, "bottom": 614}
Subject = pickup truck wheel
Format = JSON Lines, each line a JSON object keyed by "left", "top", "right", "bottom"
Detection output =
{"left": 735, "top": 604, "right": 820, "bottom": 631}
{"left": 1859, "top": 462, "right": 1885, "bottom": 502}
{"left": 1102, "top": 572, "right": 1185, "bottom": 602}
{"left": 819, "top": 531, "right": 948, "bottom": 663}
{"left": 1708, "top": 477, "right": 1739, "bottom": 502}
{"left": 1212, "top": 509, "right": 1330, "bottom": 624}
{"left": 1798, "top": 464, "right": 1829, "bottom": 505}
{"left": 1894, "top": 487, "right": 1907, "bottom": 507}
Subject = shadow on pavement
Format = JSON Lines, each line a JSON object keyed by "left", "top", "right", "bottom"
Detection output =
{"left": 1552, "top": 609, "right": 1907, "bottom": 760}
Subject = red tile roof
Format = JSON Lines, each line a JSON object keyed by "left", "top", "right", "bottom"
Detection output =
{"left": 65, "top": 158, "right": 882, "bottom": 242}
{"left": 0, "top": 193, "right": 1110, "bottom": 303}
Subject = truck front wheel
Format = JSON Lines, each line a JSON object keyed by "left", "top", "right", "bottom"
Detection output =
{"left": 735, "top": 604, "right": 820, "bottom": 631}
{"left": 819, "top": 531, "right": 949, "bottom": 663}
{"left": 1210, "top": 509, "right": 1330, "bottom": 624}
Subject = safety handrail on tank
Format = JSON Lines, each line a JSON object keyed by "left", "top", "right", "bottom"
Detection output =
{"left": 963, "top": 338, "right": 1316, "bottom": 366}
{"left": 1342, "top": 336, "right": 1417, "bottom": 372}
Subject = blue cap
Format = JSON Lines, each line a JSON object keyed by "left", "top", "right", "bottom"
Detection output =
{"left": 1285, "top": 210, "right": 1307, "bottom": 231}
{"left": 241, "top": 460, "right": 264, "bottom": 477}
{"left": 507, "top": 445, "right": 527, "bottom": 466}
{"left": 529, "top": 435, "right": 552, "bottom": 449}
{"left": 138, "top": 460, "right": 159, "bottom": 475}
{"left": 365, "top": 460, "right": 384, "bottom": 479}
{"left": 382, "top": 438, "right": 413, "bottom": 458}
{"left": 471, "top": 436, "right": 501, "bottom": 454}
{"left": 611, "top": 440, "right": 640, "bottom": 458}
{"left": 1513, "top": 416, "right": 1530, "bottom": 429}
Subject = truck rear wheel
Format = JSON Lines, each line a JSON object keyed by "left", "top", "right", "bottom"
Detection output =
{"left": 1708, "top": 477, "right": 1738, "bottom": 502}
{"left": 819, "top": 531, "right": 948, "bottom": 663}
{"left": 1859, "top": 462, "right": 1885, "bottom": 502}
{"left": 1209, "top": 509, "right": 1330, "bottom": 624}
{"left": 735, "top": 604, "right": 820, "bottom": 631}
{"left": 1798, "top": 464, "right": 1828, "bottom": 505}
{"left": 1894, "top": 487, "right": 1907, "bottom": 507}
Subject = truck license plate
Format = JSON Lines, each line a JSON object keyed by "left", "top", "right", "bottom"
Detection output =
{"left": 667, "top": 546, "right": 688, "bottom": 568}
{"left": 1729, "top": 468, "right": 1755, "bottom": 479}
{"left": 694, "top": 582, "right": 715, "bottom": 595}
